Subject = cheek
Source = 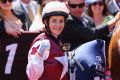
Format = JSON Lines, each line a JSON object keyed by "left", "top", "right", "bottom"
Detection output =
{"left": 91, "top": 6, "right": 95, "bottom": 10}
{"left": 101, "top": 6, "right": 104, "bottom": 11}
{"left": 69, "top": 8, "right": 74, "bottom": 13}
{"left": 61, "top": 23, "right": 65, "bottom": 27}
{"left": 0, "top": 4, "right": 4, "bottom": 8}
{"left": 49, "top": 24, "right": 55, "bottom": 28}
{"left": 0, "top": 4, "right": 12, "bottom": 9}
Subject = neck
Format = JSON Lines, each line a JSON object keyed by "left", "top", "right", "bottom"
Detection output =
{"left": 46, "top": 32, "right": 60, "bottom": 45}
{"left": 52, "top": 34, "right": 58, "bottom": 38}
{"left": 93, "top": 12, "right": 103, "bottom": 18}
{"left": 2, "top": 10, "right": 13, "bottom": 18}
{"left": 93, "top": 14, "right": 105, "bottom": 25}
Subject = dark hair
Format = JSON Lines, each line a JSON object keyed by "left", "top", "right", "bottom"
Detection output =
{"left": 87, "top": 1, "right": 109, "bottom": 17}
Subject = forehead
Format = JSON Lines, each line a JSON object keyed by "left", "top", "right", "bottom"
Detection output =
{"left": 68, "top": 0, "right": 84, "bottom": 3}
{"left": 50, "top": 16, "right": 65, "bottom": 20}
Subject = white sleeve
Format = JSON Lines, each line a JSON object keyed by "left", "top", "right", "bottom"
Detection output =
{"left": 26, "top": 54, "right": 44, "bottom": 80}
{"left": 26, "top": 39, "right": 50, "bottom": 80}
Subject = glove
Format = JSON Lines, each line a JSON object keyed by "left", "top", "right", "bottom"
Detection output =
{"left": 37, "top": 39, "right": 50, "bottom": 59}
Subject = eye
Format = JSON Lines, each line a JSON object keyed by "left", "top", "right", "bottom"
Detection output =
{"left": 51, "top": 19, "right": 57, "bottom": 23}
{"left": 59, "top": 19, "right": 64, "bottom": 23}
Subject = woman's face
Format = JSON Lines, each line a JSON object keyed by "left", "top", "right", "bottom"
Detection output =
{"left": 91, "top": 1, "right": 104, "bottom": 15}
{"left": 0, "top": 0, "right": 12, "bottom": 11}
{"left": 49, "top": 16, "right": 65, "bottom": 38}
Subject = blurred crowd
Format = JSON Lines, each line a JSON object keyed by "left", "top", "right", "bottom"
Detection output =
{"left": 1, "top": 0, "right": 120, "bottom": 80}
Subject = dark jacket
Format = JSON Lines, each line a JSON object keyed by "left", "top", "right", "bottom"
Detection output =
{"left": 60, "top": 14, "right": 110, "bottom": 50}
{"left": 12, "top": 0, "right": 38, "bottom": 30}
{"left": 0, "top": 9, "right": 27, "bottom": 37}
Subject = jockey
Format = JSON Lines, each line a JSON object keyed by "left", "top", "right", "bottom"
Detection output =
{"left": 26, "top": 1, "right": 69, "bottom": 80}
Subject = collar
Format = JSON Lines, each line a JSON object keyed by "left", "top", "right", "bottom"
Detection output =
{"left": 68, "top": 13, "right": 84, "bottom": 21}
{"left": 20, "top": 1, "right": 28, "bottom": 8}
{"left": 45, "top": 32, "right": 61, "bottom": 46}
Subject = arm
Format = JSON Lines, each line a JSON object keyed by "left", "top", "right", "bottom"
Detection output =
{"left": 90, "top": 12, "right": 120, "bottom": 39}
{"left": 107, "top": 12, "right": 120, "bottom": 30}
{"left": 62, "top": 12, "right": 120, "bottom": 43}
{"left": 26, "top": 39, "right": 50, "bottom": 80}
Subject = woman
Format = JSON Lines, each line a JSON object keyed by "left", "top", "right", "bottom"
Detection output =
{"left": 26, "top": 1, "right": 69, "bottom": 80}
{"left": 87, "top": 0, "right": 114, "bottom": 79}
{"left": 87, "top": 0, "right": 114, "bottom": 26}
{"left": 108, "top": 21, "right": 120, "bottom": 80}
{"left": 0, "top": 0, "right": 27, "bottom": 38}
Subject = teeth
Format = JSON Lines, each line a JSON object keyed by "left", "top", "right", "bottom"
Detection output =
{"left": 54, "top": 28, "right": 61, "bottom": 30}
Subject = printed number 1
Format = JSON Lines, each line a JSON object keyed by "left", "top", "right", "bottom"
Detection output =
{"left": 5, "top": 43, "right": 18, "bottom": 74}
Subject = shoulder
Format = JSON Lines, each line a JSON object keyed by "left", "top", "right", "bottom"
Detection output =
{"left": 12, "top": 9, "right": 24, "bottom": 15}
{"left": 12, "top": 9, "right": 26, "bottom": 22}
{"left": 12, "top": 0, "right": 20, "bottom": 5}
{"left": 30, "top": 0, "right": 38, "bottom": 11}
{"left": 31, "top": 33, "right": 47, "bottom": 45}
{"left": 82, "top": 14, "right": 96, "bottom": 27}
{"left": 12, "top": 0, "right": 21, "bottom": 10}
{"left": 82, "top": 14, "right": 94, "bottom": 22}
{"left": 103, "top": 15, "right": 114, "bottom": 24}
{"left": 12, "top": 0, "right": 24, "bottom": 14}
{"left": 31, "top": 0, "right": 38, "bottom": 5}
{"left": 0, "top": 16, "right": 4, "bottom": 29}
{"left": 29, "top": 33, "right": 50, "bottom": 54}
{"left": 105, "top": 15, "right": 114, "bottom": 20}
{"left": 30, "top": 0, "right": 38, "bottom": 8}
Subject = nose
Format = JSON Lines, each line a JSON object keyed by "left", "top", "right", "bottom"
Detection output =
{"left": 55, "top": 22, "right": 61, "bottom": 27}
{"left": 75, "top": 6, "right": 83, "bottom": 10}
{"left": 76, "top": 6, "right": 80, "bottom": 10}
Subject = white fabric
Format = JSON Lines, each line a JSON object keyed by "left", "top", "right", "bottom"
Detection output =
{"left": 26, "top": 37, "right": 68, "bottom": 80}
{"left": 20, "top": 0, "right": 37, "bottom": 16}
{"left": 55, "top": 53, "right": 68, "bottom": 80}
{"left": 26, "top": 39, "right": 50, "bottom": 80}
{"left": 42, "top": 1, "right": 69, "bottom": 19}
{"left": 29, "top": 15, "right": 45, "bottom": 32}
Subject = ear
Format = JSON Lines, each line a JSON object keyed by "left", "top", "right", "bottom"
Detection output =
{"left": 43, "top": 19, "right": 47, "bottom": 26}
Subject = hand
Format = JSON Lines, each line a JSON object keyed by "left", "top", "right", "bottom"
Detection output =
{"left": 37, "top": 39, "right": 50, "bottom": 59}
{"left": 113, "top": 20, "right": 120, "bottom": 34}
{"left": 114, "top": 12, "right": 120, "bottom": 22}
{"left": 108, "top": 12, "right": 120, "bottom": 30}
{"left": 6, "top": 29, "right": 21, "bottom": 38}
{"left": 38, "top": 39, "right": 50, "bottom": 53}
